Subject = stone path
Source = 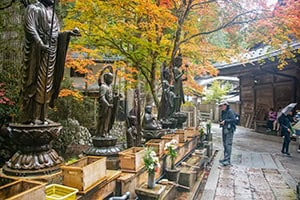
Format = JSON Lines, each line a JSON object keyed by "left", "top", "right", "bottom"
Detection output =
{"left": 201, "top": 123, "right": 299, "bottom": 200}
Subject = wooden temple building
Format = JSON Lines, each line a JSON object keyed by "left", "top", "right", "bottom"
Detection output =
{"left": 216, "top": 42, "right": 300, "bottom": 131}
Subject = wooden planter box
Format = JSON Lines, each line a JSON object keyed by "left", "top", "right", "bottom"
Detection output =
{"left": 0, "top": 180, "right": 45, "bottom": 200}
{"left": 61, "top": 156, "right": 107, "bottom": 192}
{"left": 119, "top": 147, "right": 145, "bottom": 172}
{"left": 185, "top": 127, "right": 198, "bottom": 138}
{"left": 145, "top": 139, "right": 165, "bottom": 157}
{"left": 161, "top": 134, "right": 179, "bottom": 144}
{"left": 175, "top": 129, "right": 187, "bottom": 143}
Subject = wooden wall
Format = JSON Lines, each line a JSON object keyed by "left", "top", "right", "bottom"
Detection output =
{"left": 239, "top": 62, "right": 300, "bottom": 128}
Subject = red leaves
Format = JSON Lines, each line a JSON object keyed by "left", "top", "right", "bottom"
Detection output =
{"left": 0, "top": 83, "right": 14, "bottom": 105}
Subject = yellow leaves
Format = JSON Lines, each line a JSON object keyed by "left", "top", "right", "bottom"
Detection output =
{"left": 59, "top": 89, "right": 83, "bottom": 102}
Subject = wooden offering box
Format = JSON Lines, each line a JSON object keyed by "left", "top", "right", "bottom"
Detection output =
{"left": 145, "top": 139, "right": 165, "bottom": 157}
{"left": 161, "top": 133, "right": 179, "bottom": 144}
{"left": 119, "top": 147, "right": 145, "bottom": 172}
{"left": 0, "top": 180, "right": 46, "bottom": 200}
{"left": 61, "top": 156, "right": 107, "bottom": 192}
{"left": 185, "top": 127, "right": 198, "bottom": 138}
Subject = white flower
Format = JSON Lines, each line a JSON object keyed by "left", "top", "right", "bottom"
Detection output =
{"left": 150, "top": 150, "right": 157, "bottom": 158}
{"left": 149, "top": 163, "right": 154, "bottom": 170}
{"left": 170, "top": 139, "right": 178, "bottom": 145}
{"left": 164, "top": 141, "right": 171, "bottom": 150}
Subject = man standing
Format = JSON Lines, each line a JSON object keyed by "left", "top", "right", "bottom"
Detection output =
{"left": 219, "top": 101, "right": 237, "bottom": 166}
{"left": 278, "top": 110, "right": 294, "bottom": 157}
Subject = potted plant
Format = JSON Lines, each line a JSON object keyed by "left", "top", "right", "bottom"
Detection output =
{"left": 143, "top": 148, "right": 160, "bottom": 189}
{"left": 164, "top": 139, "right": 180, "bottom": 183}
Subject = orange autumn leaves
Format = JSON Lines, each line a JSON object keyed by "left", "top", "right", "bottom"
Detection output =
{"left": 60, "top": 0, "right": 300, "bottom": 101}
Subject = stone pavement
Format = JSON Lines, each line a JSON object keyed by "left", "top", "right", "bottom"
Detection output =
{"left": 201, "top": 123, "right": 300, "bottom": 200}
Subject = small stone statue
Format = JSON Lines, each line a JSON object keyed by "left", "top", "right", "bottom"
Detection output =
{"left": 20, "top": 0, "right": 80, "bottom": 125}
{"left": 126, "top": 115, "right": 137, "bottom": 148}
{"left": 158, "top": 80, "right": 170, "bottom": 120}
{"left": 96, "top": 65, "right": 119, "bottom": 137}
{"left": 168, "top": 85, "right": 177, "bottom": 117}
{"left": 161, "top": 61, "right": 171, "bottom": 83}
{"left": 173, "top": 53, "right": 187, "bottom": 112}
{"left": 142, "top": 105, "right": 162, "bottom": 130}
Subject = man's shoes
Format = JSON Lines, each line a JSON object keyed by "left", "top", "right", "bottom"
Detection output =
{"left": 220, "top": 160, "right": 231, "bottom": 166}
{"left": 282, "top": 152, "right": 292, "bottom": 157}
{"left": 297, "top": 149, "right": 300, "bottom": 153}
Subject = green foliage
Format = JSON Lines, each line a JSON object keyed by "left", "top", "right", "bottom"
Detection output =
{"left": 0, "top": 4, "right": 24, "bottom": 124}
{"left": 52, "top": 118, "right": 91, "bottom": 155}
{"left": 204, "top": 80, "right": 231, "bottom": 104}
{"left": 48, "top": 77, "right": 94, "bottom": 129}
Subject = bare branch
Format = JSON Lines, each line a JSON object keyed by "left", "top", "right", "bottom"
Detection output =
{"left": 179, "top": 10, "right": 260, "bottom": 45}
{"left": 190, "top": 0, "right": 217, "bottom": 9}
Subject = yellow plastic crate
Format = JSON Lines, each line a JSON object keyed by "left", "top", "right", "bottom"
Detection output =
{"left": 46, "top": 184, "right": 78, "bottom": 200}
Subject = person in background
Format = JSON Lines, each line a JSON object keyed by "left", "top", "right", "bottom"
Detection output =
{"left": 278, "top": 110, "right": 294, "bottom": 157}
{"left": 274, "top": 107, "right": 282, "bottom": 132}
{"left": 267, "top": 108, "right": 277, "bottom": 131}
{"left": 219, "top": 101, "right": 237, "bottom": 166}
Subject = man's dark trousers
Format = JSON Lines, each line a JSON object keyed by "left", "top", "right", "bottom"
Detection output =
{"left": 222, "top": 128, "right": 234, "bottom": 163}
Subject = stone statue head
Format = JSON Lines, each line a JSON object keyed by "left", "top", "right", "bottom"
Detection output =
{"left": 129, "top": 115, "right": 137, "bottom": 126}
{"left": 145, "top": 105, "right": 152, "bottom": 114}
{"left": 170, "top": 85, "right": 175, "bottom": 92}
{"left": 103, "top": 72, "right": 114, "bottom": 85}
{"left": 162, "top": 80, "right": 169, "bottom": 88}
{"left": 39, "top": 0, "right": 55, "bottom": 6}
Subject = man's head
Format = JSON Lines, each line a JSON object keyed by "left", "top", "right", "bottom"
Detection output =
{"left": 219, "top": 101, "right": 229, "bottom": 110}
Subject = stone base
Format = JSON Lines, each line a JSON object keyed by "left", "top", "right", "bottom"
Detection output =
{"left": 84, "top": 145, "right": 122, "bottom": 156}
{"left": 2, "top": 123, "right": 63, "bottom": 177}
{"left": 178, "top": 168, "right": 196, "bottom": 191}
{"left": 143, "top": 130, "right": 166, "bottom": 142}
{"left": 135, "top": 183, "right": 166, "bottom": 200}
{"left": 204, "top": 141, "right": 213, "bottom": 159}
{"left": 85, "top": 136, "right": 123, "bottom": 156}
{"left": 160, "top": 184, "right": 176, "bottom": 200}
{"left": 172, "top": 112, "right": 188, "bottom": 129}
{"left": 106, "top": 156, "right": 120, "bottom": 170}
{"left": 2, "top": 164, "right": 61, "bottom": 177}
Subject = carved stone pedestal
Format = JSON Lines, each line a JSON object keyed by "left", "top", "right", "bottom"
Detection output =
{"left": 2, "top": 123, "right": 63, "bottom": 177}
{"left": 143, "top": 130, "right": 166, "bottom": 142}
{"left": 172, "top": 112, "right": 188, "bottom": 129}
{"left": 84, "top": 136, "right": 123, "bottom": 170}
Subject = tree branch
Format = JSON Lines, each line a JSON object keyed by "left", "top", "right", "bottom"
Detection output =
{"left": 179, "top": 10, "right": 260, "bottom": 45}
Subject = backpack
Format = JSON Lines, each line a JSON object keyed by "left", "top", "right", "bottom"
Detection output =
{"left": 234, "top": 112, "right": 240, "bottom": 125}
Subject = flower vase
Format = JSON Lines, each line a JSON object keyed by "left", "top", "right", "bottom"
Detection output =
{"left": 147, "top": 171, "right": 155, "bottom": 189}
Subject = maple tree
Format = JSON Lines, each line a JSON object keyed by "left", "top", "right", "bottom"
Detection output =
{"left": 62, "top": 0, "right": 300, "bottom": 107}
